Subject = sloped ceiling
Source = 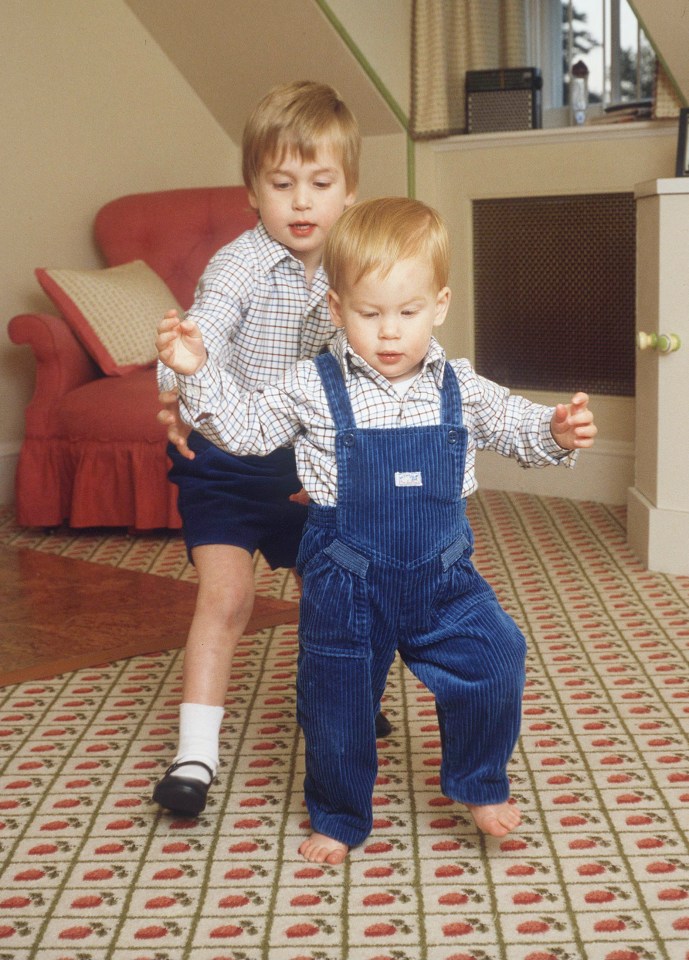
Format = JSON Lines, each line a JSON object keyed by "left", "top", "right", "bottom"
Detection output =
{"left": 123, "top": 0, "right": 403, "bottom": 142}
{"left": 123, "top": 0, "right": 688, "bottom": 145}
{"left": 633, "top": 0, "right": 689, "bottom": 104}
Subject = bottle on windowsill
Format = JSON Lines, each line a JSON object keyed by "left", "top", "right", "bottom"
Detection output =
{"left": 570, "top": 60, "right": 589, "bottom": 126}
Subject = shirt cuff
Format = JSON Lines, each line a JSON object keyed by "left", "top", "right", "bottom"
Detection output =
{"left": 156, "top": 361, "right": 176, "bottom": 393}
{"left": 539, "top": 412, "right": 578, "bottom": 467}
{"left": 176, "top": 361, "right": 224, "bottom": 424}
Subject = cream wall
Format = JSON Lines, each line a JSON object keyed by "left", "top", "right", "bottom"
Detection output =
{"left": 1, "top": 0, "right": 240, "bottom": 502}
{"left": 314, "top": 0, "right": 411, "bottom": 199}
{"left": 321, "top": 0, "right": 410, "bottom": 199}
{"left": 358, "top": 133, "right": 409, "bottom": 200}
{"left": 326, "top": 0, "right": 411, "bottom": 116}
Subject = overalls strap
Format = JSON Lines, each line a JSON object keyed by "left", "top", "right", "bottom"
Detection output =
{"left": 314, "top": 351, "right": 356, "bottom": 431}
{"left": 440, "top": 363, "right": 463, "bottom": 424}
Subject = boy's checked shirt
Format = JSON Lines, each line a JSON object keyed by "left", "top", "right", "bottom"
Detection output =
{"left": 157, "top": 221, "right": 334, "bottom": 394}
{"left": 175, "top": 329, "right": 574, "bottom": 507}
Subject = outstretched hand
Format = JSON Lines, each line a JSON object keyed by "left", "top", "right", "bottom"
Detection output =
{"left": 550, "top": 392, "right": 597, "bottom": 450}
{"left": 156, "top": 309, "right": 207, "bottom": 376}
{"left": 157, "top": 388, "right": 194, "bottom": 460}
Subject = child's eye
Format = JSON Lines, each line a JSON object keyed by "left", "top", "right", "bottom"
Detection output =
{"left": 402, "top": 309, "right": 419, "bottom": 317}
{"left": 314, "top": 180, "right": 332, "bottom": 189}
{"left": 272, "top": 181, "right": 291, "bottom": 190}
{"left": 361, "top": 311, "right": 378, "bottom": 319}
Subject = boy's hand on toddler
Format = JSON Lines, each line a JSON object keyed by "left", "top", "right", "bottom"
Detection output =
{"left": 288, "top": 487, "right": 311, "bottom": 506}
{"left": 156, "top": 309, "right": 207, "bottom": 376}
{"left": 157, "top": 388, "right": 194, "bottom": 460}
{"left": 551, "top": 392, "right": 597, "bottom": 450}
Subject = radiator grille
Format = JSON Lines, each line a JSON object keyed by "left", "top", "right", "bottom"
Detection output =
{"left": 473, "top": 193, "right": 635, "bottom": 396}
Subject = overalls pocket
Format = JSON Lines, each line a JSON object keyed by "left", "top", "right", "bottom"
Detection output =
{"left": 299, "top": 539, "right": 371, "bottom": 658}
{"left": 429, "top": 533, "right": 485, "bottom": 630}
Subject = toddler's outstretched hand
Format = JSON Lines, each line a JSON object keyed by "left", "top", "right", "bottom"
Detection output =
{"left": 156, "top": 309, "right": 207, "bottom": 376}
{"left": 551, "top": 392, "right": 597, "bottom": 450}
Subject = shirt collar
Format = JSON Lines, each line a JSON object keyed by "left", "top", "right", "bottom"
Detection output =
{"left": 329, "top": 329, "right": 447, "bottom": 391}
{"left": 253, "top": 221, "right": 328, "bottom": 293}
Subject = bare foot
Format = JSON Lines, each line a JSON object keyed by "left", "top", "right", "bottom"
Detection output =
{"left": 299, "top": 831, "right": 349, "bottom": 865}
{"left": 466, "top": 800, "right": 521, "bottom": 837}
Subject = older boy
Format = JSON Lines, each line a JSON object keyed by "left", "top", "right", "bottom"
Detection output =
{"left": 156, "top": 197, "right": 597, "bottom": 862}
{"left": 152, "top": 81, "right": 375, "bottom": 819}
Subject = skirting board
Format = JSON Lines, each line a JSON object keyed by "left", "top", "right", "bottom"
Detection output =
{"left": 475, "top": 439, "right": 633, "bottom": 505}
{"left": 0, "top": 444, "right": 18, "bottom": 507}
{"left": 627, "top": 486, "right": 689, "bottom": 576}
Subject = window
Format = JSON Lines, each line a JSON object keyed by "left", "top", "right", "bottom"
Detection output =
{"left": 528, "top": 0, "right": 656, "bottom": 122}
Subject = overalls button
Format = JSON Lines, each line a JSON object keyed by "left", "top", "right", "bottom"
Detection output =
{"left": 343, "top": 433, "right": 355, "bottom": 447}
{"left": 447, "top": 430, "right": 459, "bottom": 444}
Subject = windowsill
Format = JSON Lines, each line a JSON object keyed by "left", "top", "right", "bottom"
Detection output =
{"left": 430, "top": 118, "right": 677, "bottom": 151}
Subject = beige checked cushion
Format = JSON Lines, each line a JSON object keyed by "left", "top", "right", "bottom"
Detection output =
{"left": 36, "top": 260, "right": 182, "bottom": 376}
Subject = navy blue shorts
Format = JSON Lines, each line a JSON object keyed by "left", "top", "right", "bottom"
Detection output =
{"left": 168, "top": 432, "right": 307, "bottom": 569}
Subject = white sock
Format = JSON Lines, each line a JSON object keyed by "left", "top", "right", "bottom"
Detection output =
{"left": 170, "top": 702, "right": 224, "bottom": 784}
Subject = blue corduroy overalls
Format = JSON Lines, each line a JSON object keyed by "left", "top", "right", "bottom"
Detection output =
{"left": 296, "top": 352, "right": 527, "bottom": 847}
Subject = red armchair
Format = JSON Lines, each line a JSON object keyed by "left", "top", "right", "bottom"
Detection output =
{"left": 9, "top": 186, "right": 256, "bottom": 530}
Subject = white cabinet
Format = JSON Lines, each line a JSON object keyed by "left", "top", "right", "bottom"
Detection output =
{"left": 627, "top": 178, "right": 689, "bottom": 574}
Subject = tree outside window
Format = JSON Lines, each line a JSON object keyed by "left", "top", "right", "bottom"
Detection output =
{"left": 562, "top": 0, "right": 655, "bottom": 108}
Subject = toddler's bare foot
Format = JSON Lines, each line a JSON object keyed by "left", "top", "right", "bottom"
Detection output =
{"left": 466, "top": 800, "right": 521, "bottom": 837}
{"left": 299, "top": 832, "right": 349, "bottom": 865}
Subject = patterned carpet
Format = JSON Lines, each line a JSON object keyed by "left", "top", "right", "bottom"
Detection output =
{"left": 0, "top": 491, "right": 688, "bottom": 960}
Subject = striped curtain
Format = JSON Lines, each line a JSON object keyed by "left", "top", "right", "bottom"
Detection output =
{"left": 410, "top": 0, "right": 528, "bottom": 139}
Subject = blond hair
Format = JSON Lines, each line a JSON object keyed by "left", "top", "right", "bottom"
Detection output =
{"left": 323, "top": 197, "right": 450, "bottom": 294}
{"left": 242, "top": 80, "right": 360, "bottom": 195}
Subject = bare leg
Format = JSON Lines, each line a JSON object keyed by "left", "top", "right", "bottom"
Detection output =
{"left": 299, "top": 833, "right": 349, "bottom": 865}
{"left": 153, "top": 545, "right": 257, "bottom": 814}
{"left": 465, "top": 799, "right": 522, "bottom": 837}
{"left": 181, "top": 544, "right": 256, "bottom": 705}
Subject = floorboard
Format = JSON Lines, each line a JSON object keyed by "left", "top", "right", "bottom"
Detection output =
{"left": 0, "top": 544, "right": 299, "bottom": 686}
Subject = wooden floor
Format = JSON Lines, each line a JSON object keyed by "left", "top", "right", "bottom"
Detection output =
{"left": 0, "top": 544, "right": 300, "bottom": 687}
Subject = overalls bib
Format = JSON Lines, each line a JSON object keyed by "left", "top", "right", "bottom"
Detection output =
{"left": 296, "top": 352, "right": 526, "bottom": 847}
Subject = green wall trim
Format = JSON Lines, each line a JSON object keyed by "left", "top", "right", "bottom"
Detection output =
{"left": 314, "top": 0, "right": 416, "bottom": 196}
{"left": 406, "top": 134, "right": 415, "bottom": 199}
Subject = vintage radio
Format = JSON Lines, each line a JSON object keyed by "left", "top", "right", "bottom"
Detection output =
{"left": 466, "top": 67, "right": 542, "bottom": 133}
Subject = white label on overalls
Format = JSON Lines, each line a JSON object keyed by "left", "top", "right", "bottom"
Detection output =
{"left": 395, "top": 471, "right": 423, "bottom": 487}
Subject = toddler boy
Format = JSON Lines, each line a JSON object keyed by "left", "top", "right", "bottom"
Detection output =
{"left": 156, "top": 196, "right": 597, "bottom": 862}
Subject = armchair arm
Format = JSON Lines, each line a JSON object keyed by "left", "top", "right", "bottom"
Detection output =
{"left": 8, "top": 312, "right": 100, "bottom": 436}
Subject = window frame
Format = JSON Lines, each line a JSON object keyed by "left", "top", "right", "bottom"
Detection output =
{"left": 527, "top": 0, "right": 655, "bottom": 124}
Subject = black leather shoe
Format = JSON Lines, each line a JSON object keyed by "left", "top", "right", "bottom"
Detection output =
{"left": 375, "top": 712, "right": 393, "bottom": 739}
{"left": 152, "top": 760, "right": 214, "bottom": 816}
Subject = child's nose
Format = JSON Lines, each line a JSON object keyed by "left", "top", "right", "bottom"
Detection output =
{"left": 379, "top": 317, "right": 400, "bottom": 338}
{"left": 293, "top": 187, "right": 312, "bottom": 210}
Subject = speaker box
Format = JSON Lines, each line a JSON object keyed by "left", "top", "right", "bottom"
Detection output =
{"left": 466, "top": 68, "right": 542, "bottom": 134}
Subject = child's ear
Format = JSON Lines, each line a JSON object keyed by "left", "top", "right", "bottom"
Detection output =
{"left": 328, "top": 290, "right": 344, "bottom": 328}
{"left": 433, "top": 287, "right": 451, "bottom": 328}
